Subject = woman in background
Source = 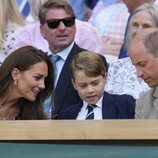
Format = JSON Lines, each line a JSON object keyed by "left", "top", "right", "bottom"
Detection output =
{"left": 0, "top": 0, "right": 25, "bottom": 65}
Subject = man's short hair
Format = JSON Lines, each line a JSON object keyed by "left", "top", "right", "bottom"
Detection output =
{"left": 39, "top": 0, "right": 75, "bottom": 25}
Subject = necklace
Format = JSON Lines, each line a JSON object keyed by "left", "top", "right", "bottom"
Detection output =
{"left": 0, "top": 117, "right": 15, "bottom": 120}
{"left": 0, "top": 106, "right": 19, "bottom": 120}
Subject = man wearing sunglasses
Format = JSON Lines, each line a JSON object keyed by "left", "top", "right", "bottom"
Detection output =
{"left": 39, "top": 0, "right": 85, "bottom": 118}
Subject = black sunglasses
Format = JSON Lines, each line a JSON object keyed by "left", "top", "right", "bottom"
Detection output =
{"left": 45, "top": 17, "right": 75, "bottom": 29}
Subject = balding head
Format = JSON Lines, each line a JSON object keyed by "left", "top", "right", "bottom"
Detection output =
{"left": 129, "top": 28, "right": 158, "bottom": 87}
{"left": 129, "top": 28, "right": 158, "bottom": 57}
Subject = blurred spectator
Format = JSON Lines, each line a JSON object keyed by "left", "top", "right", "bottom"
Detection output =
{"left": 0, "top": 0, "right": 25, "bottom": 65}
{"left": 69, "top": 0, "right": 99, "bottom": 21}
{"left": 16, "top": 0, "right": 30, "bottom": 18}
{"left": 85, "top": 0, "right": 99, "bottom": 9}
{"left": 89, "top": 0, "right": 120, "bottom": 28}
{"left": 69, "top": 0, "right": 86, "bottom": 21}
{"left": 118, "top": 0, "right": 158, "bottom": 58}
{"left": 89, "top": 0, "right": 129, "bottom": 57}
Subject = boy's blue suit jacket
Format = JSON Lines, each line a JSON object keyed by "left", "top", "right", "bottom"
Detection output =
{"left": 59, "top": 91, "right": 135, "bottom": 119}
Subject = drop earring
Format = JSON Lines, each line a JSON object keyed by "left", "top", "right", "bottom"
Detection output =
{"left": 14, "top": 80, "right": 17, "bottom": 86}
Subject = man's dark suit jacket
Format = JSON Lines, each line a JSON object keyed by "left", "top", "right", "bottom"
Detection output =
{"left": 53, "top": 43, "right": 85, "bottom": 116}
{"left": 58, "top": 91, "right": 136, "bottom": 119}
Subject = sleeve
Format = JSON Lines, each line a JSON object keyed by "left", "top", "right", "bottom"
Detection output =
{"left": 135, "top": 99, "right": 142, "bottom": 119}
{"left": 127, "top": 95, "right": 136, "bottom": 119}
{"left": 114, "top": 94, "right": 136, "bottom": 119}
{"left": 75, "top": 19, "right": 105, "bottom": 54}
{"left": 13, "top": 26, "right": 31, "bottom": 51}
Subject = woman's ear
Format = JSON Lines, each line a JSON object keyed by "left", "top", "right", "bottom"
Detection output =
{"left": 11, "top": 68, "right": 20, "bottom": 81}
{"left": 103, "top": 72, "right": 108, "bottom": 83}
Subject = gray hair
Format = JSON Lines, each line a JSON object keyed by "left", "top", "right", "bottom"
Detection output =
{"left": 125, "top": 3, "right": 158, "bottom": 52}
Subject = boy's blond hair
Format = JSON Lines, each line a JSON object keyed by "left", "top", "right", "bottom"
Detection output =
{"left": 70, "top": 51, "right": 108, "bottom": 79}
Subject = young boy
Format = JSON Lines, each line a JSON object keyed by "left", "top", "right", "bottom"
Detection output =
{"left": 59, "top": 51, "right": 135, "bottom": 119}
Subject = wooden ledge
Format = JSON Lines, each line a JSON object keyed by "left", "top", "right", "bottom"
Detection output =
{"left": 0, "top": 120, "right": 158, "bottom": 140}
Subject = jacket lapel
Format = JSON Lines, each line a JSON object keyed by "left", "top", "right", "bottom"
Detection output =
{"left": 102, "top": 92, "right": 117, "bottom": 119}
{"left": 61, "top": 100, "right": 83, "bottom": 119}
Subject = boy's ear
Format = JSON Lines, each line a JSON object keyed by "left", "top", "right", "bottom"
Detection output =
{"left": 103, "top": 72, "right": 108, "bottom": 82}
{"left": 71, "top": 78, "right": 77, "bottom": 90}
